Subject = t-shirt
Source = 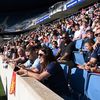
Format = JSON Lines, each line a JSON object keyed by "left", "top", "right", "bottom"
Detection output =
{"left": 60, "top": 41, "right": 68, "bottom": 56}
{"left": 31, "top": 58, "right": 40, "bottom": 70}
{"left": 84, "top": 50, "right": 93, "bottom": 62}
{"left": 24, "top": 59, "right": 34, "bottom": 68}
{"left": 52, "top": 47, "right": 60, "bottom": 56}
{"left": 73, "top": 30, "right": 82, "bottom": 40}
{"left": 91, "top": 44, "right": 100, "bottom": 66}
{"left": 65, "top": 41, "right": 76, "bottom": 54}
{"left": 43, "top": 61, "right": 69, "bottom": 96}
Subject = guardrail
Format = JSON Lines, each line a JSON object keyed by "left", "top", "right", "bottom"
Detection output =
{"left": 0, "top": 55, "right": 63, "bottom": 100}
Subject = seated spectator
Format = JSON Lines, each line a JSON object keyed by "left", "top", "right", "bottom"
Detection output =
{"left": 52, "top": 41, "right": 61, "bottom": 59}
{"left": 82, "top": 30, "right": 95, "bottom": 50}
{"left": 77, "top": 39, "right": 95, "bottom": 69}
{"left": 80, "top": 27, "right": 100, "bottom": 72}
{"left": 84, "top": 39, "right": 95, "bottom": 62}
{"left": 84, "top": 30, "right": 94, "bottom": 40}
{"left": 81, "top": 20, "right": 91, "bottom": 34}
{"left": 92, "top": 16, "right": 100, "bottom": 32}
{"left": 73, "top": 24, "right": 82, "bottom": 41}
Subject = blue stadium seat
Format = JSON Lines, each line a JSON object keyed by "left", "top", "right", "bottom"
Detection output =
{"left": 74, "top": 51, "right": 85, "bottom": 65}
{"left": 75, "top": 39, "right": 83, "bottom": 50}
{"left": 70, "top": 68, "right": 88, "bottom": 95}
{"left": 60, "top": 63, "right": 68, "bottom": 81}
{"left": 85, "top": 73, "right": 100, "bottom": 100}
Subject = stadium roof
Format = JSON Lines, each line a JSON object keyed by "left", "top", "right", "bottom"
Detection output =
{"left": 0, "top": 0, "right": 67, "bottom": 25}
{"left": 0, "top": 0, "right": 66, "bottom": 13}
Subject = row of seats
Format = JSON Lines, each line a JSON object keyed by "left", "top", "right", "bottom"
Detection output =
{"left": 60, "top": 63, "right": 100, "bottom": 100}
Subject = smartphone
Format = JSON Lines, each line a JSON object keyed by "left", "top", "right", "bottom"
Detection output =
{"left": 14, "top": 66, "right": 20, "bottom": 71}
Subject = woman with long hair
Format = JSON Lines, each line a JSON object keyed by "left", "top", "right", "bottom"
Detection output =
{"left": 17, "top": 46, "right": 70, "bottom": 98}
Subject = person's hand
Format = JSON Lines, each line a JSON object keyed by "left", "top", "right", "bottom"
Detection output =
{"left": 77, "top": 64, "right": 85, "bottom": 70}
{"left": 84, "top": 65, "right": 90, "bottom": 70}
{"left": 82, "top": 34, "right": 87, "bottom": 39}
{"left": 90, "top": 66, "right": 97, "bottom": 72}
{"left": 16, "top": 68, "right": 26, "bottom": 75}
{"left": 93, "top": 40, "right": 99, "bottom": 49}
{"left": 84, "top": 63, "right": 91, "bottom": 70}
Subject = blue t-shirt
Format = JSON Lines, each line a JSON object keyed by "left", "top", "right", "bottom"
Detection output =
{"left": 43, "top": 61, "right": 69, "bottom": 96}
{"left": 24, "top": 59, "right": 34, "bottom": 68}
{"left": 52, "top": 48, "right": 60, "bottom": 56}
{"left": 91, "top": 44, "right": 100, "bottom": 66}
{"left": 31, "top": 58, "right": 40, "bottom": 70}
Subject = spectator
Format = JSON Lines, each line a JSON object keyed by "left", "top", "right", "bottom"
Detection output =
{"left": 73, "top": 24, "right": 82, "bottom": 41}
{"left": 9, "top": 47, "right": 27, "bottom": 65}
{"left": 60, "top": 33, "right": 71, "bottom": 58}
{"left": 17, "top": 46, "right": 71, "bottom": 98}
{"left": 84, "top": 27, "right": 100, "bottom": 72}
{"left": 77, "top": 39, "right": 95, "bottom": 69}
{"left": 22, "top": 46, "right": 37, "bottom": 68}
{"left": 52, "top": 41, "right": 61, "bottom": 59}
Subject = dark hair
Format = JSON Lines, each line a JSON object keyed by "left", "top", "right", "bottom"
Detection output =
{"left": 52, "top": 41, "right": 58, "bottom": 45}
{"left": 74, "top": 24, "right": 80, "bottom": 27}
{"left": 26, "top": 45, "right": 36, "bottom": 53}
{"left": 86, "top": 30, "right": 94, "bottom": 34}
{"left": 84, "top": 39, "right": 95, "bottom": 46}
{"left": 40, "top": 46, "right": 56, "bottom": 63}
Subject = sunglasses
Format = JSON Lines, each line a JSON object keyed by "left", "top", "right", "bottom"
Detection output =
{"left": 95, "top": 33, "right": 100, "bottom": 37}
{"left": 38, "top": 53, "right": 44, "bottom": 57}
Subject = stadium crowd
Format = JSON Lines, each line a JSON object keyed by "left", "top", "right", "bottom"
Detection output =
{"left": 0, "top": 2, "right": 100, "bottom": 100}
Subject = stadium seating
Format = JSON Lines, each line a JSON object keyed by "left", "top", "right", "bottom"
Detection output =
{"left": 75, "top": 39, "right": 83, "bottom": 50}
{"left": 60, "top": 63, "right": 68, "bottom": 81}
{"left": 70, "top": 68, "right": 88, "bottom": 94}
{"left": 85, "top": 73, "right": 100, "bottom": 100}
{"left": 73, "top": 51, "right": 85, "bottom": 65}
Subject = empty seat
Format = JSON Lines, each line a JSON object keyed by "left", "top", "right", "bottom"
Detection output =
{"left": 74, "top": 51, "right": 85, "bottom": 65}
{"left": 85, "top": 73, "right": 100, "bottom": 100}
{"left": 75, "top": 39, "right": 83, "bottom": 50}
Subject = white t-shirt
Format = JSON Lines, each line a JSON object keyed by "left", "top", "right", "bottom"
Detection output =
{"left": 73, "top": 30, "right": 82, "bottom": 40}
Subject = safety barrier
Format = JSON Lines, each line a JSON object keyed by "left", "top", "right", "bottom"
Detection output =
{"left": 0, "top": 55, "right": 63, "bottom": 100}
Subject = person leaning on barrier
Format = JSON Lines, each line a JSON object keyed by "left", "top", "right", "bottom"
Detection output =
{"left": 17, "top": 46, "right": 71, "bottom": 98}
{"left": 14, "top": 45, "right": 38, "bottom": 72}
{"left": 9, "top": 47, "right": 27, "bottom": 65}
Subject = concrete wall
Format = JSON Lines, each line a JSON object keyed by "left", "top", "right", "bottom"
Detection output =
{"left": 0, "top": 56, "right": 63, "bottom": 100}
